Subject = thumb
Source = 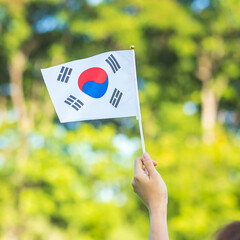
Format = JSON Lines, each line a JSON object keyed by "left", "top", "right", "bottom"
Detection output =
{"left": 142, "top": 152, "right": 156, "bottom": 175}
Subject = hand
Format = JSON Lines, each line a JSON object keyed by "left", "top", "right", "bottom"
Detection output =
{"left": 131, "top": 152, "right": 168, "bottom": 212}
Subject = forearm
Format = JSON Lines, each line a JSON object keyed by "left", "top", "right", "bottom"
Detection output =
{"left": 149, "top": 205, "right": 169, "bottom": 240}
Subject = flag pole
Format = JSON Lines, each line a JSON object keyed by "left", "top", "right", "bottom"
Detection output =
{"left": 130, "top": 45, "right": 146, "bottom": 154}
{"left": 138, "top": 117, "right": 146, "bottom": 153}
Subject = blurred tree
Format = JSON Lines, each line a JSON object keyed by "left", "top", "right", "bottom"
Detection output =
{"left": 192, "top": 0, "right": 240, "bottom": 142}
{"left": 0, "top": 0, "right": 240, "bottom": 239}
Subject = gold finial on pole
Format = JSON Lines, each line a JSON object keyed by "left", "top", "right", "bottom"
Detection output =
{"left": 130, "top": 45, "right": 135, "bottom": 50}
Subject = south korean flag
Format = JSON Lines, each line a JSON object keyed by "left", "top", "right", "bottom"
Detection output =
{"left": 41, "top": 50, "right": 141, "bottom": 123}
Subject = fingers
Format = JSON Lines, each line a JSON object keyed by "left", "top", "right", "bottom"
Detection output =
{"left": 134, "top": 157, "right": 143, "bottom": 176}
{"left": 134, "top": 155, "right": 157, "bottom": 179}
{"left": 142, "top": 152, "right": 156, "bottom": 175}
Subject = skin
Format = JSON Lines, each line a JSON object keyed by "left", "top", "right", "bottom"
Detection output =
{"left": 131, "top": 152, "right": 169, "bottom": 240}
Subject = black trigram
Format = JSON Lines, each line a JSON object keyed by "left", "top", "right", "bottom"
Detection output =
{"left": 110, "top": 88, "right": 123, "bottom": 108}
{"left": 64, "top": 95, "right": 84, "bottom": 111}
{"left": 105, "top": 54, "right": 121, "bottom": 74}
{"left": 57, "top": 66, "right": 73, "bottom": 83}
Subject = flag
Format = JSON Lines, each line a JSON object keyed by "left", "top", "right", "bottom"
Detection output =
{"left": 41, "top": 50, "right": 141, "bottom": 123}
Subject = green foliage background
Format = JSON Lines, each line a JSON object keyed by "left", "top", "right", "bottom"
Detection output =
{"left": 0, "top": 0, "right": 240, "bottom": 239}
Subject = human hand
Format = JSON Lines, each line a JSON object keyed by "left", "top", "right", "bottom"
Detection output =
{"left": 131, "top": 152, "right": 168, "bottom": 213}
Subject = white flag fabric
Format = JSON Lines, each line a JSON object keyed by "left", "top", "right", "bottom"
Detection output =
{"left": 41, "top": 50, "right": 141, "bottom": 123}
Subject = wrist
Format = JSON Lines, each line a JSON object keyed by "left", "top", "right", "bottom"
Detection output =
{"left": 149, "top": 201, "right": 168, "bottom": 217}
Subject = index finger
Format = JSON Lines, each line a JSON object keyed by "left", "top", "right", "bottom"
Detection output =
{"left": 134, "top": 157, "right": 144, "bottom": 176}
